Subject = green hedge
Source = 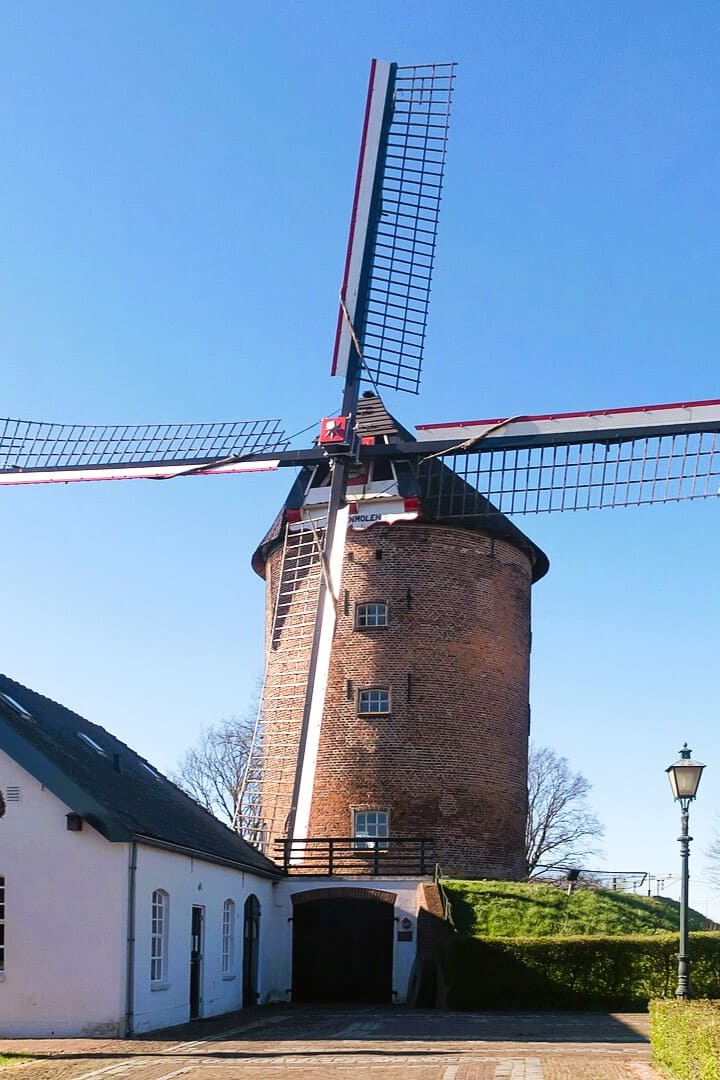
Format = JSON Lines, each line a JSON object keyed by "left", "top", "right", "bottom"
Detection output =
{"left": 650, "top": 1000, "right": 720, "bottom": 1080}
{"left": 444, "top": 932, "right": 720, "bottom": 1011}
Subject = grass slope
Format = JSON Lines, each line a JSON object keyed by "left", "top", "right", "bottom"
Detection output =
{"left": 443, "top": 880, "right": 715, "bottom": 937}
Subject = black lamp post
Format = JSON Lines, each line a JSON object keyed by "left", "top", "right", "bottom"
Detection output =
{"left": 665, "top": 744, "right": 705, "bottom": 1000}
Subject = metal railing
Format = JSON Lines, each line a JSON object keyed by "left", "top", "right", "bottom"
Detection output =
{"left": 275, "top": 836, "right": 436, "bottom": 876}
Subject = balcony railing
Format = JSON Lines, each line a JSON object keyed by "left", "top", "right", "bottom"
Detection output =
{"left": 275, "top": 836, "right": 436, "bottom": 876}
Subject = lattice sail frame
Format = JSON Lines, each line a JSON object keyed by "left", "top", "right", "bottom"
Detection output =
{"left": 332, "top": 60, "right": 455, "bottom": 395}
{"left": 234, "top": 518, "right": 329, "bottom": 851}
{"left": 0, "top": 416, "right": 288, "bottom": 484}
{"left": 415, "top": 399, "right": 720, "bottom": 517}
{"left": 427, "top": 432, "right": 720, "bottom": 516}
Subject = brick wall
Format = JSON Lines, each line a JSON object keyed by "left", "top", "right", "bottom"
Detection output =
{"left": 262, "top": 520, "right": 534, "bottom": 880}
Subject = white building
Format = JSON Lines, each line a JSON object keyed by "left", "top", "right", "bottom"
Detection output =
{"left": 0, "top": 675, "right": 437, "bottom": 1037}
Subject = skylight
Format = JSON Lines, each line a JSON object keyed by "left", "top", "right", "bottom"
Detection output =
{"left": 77, "top": 731, "right": 107, "bottom": 756}
{"left": 0, "top": 691, "right": 33, "bottom": 720}
{"left": 140, "top": 762, "right": 162, "bottom": 781}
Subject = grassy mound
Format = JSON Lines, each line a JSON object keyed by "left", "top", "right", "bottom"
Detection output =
{"left": 443, "top": 879, "right": 715, "bottom": 937}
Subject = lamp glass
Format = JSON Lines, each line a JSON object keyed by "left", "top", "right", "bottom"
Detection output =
{"left": 666, "top": 759, "right": 705, "bottom": 802}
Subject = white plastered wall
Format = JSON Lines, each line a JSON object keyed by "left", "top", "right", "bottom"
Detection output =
{"left": 0, "top": 742, "right": 424, "bottom": 1034}
{"left": 0, "top": 750, "right": 128, "bottom": 1036}
{"left": 131, "top": 845, "right": 276, "bottom": 1033}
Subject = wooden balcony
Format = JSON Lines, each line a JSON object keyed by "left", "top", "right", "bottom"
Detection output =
{"left": 275, "top": 836, "right": 436, "bottom": 877}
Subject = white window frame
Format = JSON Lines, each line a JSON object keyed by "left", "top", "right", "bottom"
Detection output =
{"left": 358, "top": 688, "right": 390, "bottom": 715}
{"left": 222, "top": 898, "right": 235, "bottom": 977}
{"left": 151, "top": 889, "right": 169, "bottom": 987}
{"left": 356, "top": 601, "right": 389, "bottom": 629}
{"left": 353, "top": 810, "right": 390, "bottom": 850}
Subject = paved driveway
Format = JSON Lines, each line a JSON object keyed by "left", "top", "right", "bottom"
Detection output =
{"left": 0, "top": 1007, "right": 663, "bottom": 1079}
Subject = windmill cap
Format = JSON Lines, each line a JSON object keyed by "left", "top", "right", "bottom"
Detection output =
{"left": 251, "top": 394, "right": 549, "bottom": 582}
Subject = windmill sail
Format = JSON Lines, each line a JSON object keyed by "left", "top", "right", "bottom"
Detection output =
{"left": 0, "top": 416, "right": 288, "bottom": 484}
{"left": 240, "top": 58, "right": 457, "bottom": 855}
{"left": 290, "top": 506, "right": 349, "bottom": 854}
{"left": 236, "top": 519, "right": 328, "bottom": 850}
{"left": 332, "top": 61, "right": 455, "bottom": 395}
{"left": 414, "top": 398, "right": 720, "bottom": 516}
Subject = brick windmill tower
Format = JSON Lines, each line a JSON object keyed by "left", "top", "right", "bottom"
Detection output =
{"left": 251, "top": 394, "right": 548, "bottom": 878}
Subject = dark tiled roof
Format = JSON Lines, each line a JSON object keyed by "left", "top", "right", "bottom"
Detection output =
{"left": 0, "top": 675, "right": 281, "bottom": 878}
{"left": 252, "top": 394, "right": 549, "bottom": 582}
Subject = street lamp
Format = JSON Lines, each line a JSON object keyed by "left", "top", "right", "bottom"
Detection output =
{"left": 665, "top": 744, "right": 705, "bottom": 1000}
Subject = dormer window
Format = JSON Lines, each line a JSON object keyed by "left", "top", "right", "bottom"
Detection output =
{"left": 140, "top": 762, "right": 162, "bottom": 781}
{"left": 77, "top": 732, "right": 107, "bottom": 756}
{"left": 356, "top": 602, "right": 389, "bottom": 629}
{"left": 0, "top": 692, "right": 32, "bottom": 720}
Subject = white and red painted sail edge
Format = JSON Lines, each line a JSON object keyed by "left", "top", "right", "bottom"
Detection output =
{"left": 290, "top": 505, "right": 350, "bottom": 857}
{"left": 331, "top": 59, "right": 394, "bottom": 380}
{"left": 0, "top": 459, "right": 280, "bottom": 486}
{"left": 416, "top": 398, "right": 720, "bottom": 444}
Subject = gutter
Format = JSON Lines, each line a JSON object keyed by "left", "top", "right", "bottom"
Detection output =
{"left": 132, "top": 834, "right": 282, "bottom": 880}
{"left": 124, "top": 840, "right": 138, "bottom": 1036}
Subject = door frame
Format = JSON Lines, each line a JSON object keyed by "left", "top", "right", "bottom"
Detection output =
{"left": 189, "top": 904, "right": 204, "bottom": 1019}
{"left": 242, "top": 894, "right": 261, "bottom": 1007}
{"left": 290, "top": 886, "right": 396, "bottom": 1004}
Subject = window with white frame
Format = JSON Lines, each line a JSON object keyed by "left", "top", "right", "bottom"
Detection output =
{"left": 358, "top": 688, "right": 390, "bottom": 715}
{"left": 356, "top": 602, "right": 389, "bottom": 629}
{"left": 353, "top": 810, "right": 389, "bottom": 850}
{"left": 0, "top": 876, "right": 5, "bottom": 974}
{"left": 151, "top": 889, "right": 169, "bottom": 985}
{"left": 222, "top": 899, "right": 235, "bottom": 976}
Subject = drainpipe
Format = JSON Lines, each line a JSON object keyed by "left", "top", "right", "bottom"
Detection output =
{"left": 124, "top": 840, "right": 138, "bottom": 1036}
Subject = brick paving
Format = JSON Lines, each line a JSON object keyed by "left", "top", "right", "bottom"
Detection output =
{"left": 0, "top": 1008, "right": 665, "bottom": 1079}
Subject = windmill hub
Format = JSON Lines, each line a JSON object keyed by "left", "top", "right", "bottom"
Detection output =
{"left": 318, "top": 415, "right": 357, "bottom": 457}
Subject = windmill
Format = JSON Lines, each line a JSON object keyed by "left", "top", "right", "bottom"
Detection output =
{"left": 3, "top": 60, "right": 719, "bottom": 871}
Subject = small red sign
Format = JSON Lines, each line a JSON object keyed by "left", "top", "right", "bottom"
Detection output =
{"left": 319, "top": 416, "right": 349, "bottom": 445}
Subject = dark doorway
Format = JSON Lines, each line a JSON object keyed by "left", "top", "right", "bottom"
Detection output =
{"left": 292, "top": 896, "right": 394, "bottom": 1003}
{"left": 242, "top": 894, "right": 261, "bottom": 1007}
{"left": 189, "top": 905, "right": 204, "bottom": 1019}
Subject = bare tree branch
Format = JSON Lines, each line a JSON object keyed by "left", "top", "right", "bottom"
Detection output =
{"left": 525, "top": 743, "right": 604, "bottom": 877}
{"left": 170, "top": 712, "right": 255, "bottom": 829}
{"left": 706, "top": 829, "right": 720, "bottom": 887}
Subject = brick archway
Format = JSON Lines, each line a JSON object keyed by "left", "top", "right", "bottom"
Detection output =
{"left": 291, "top": 886, "right": 396, "bottom": 906}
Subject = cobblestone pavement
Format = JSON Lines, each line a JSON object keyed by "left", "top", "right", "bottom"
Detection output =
{"left": 0, "top": 1008, "right": 665, "bottom": 1079}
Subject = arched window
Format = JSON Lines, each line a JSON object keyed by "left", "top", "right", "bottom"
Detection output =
{"left": 151, "top": 889, "right": 169, "bottom": 985}
{"left": 222, "top": 899, "right": 236, "bottom": 976}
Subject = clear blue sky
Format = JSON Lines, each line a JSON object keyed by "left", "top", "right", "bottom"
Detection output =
{"left": 2, "top": 2, "right": 719, "bottom": 911}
